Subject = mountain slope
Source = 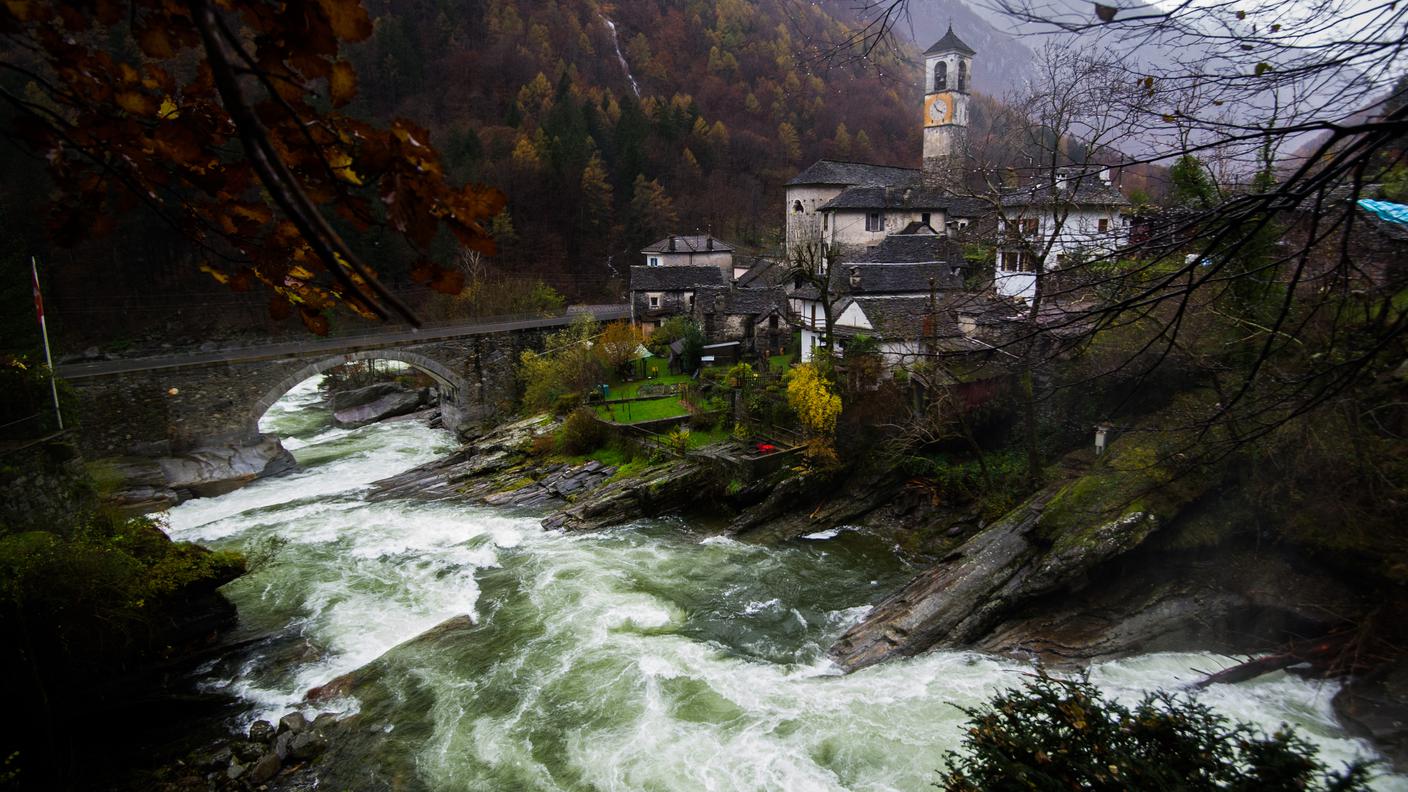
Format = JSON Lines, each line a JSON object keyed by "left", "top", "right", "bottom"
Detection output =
{"left": 345, "top": 0, "right": 928, "bottom": 276}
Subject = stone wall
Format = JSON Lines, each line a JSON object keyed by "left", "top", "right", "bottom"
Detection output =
{"left": 0, "top": 436, "right": 94, "bottom": 530}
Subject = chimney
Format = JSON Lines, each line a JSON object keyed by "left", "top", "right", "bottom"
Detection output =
{"left": 849, "top": 266, "right": 862, "bottom": 291}
{"left": 668, "top": 236, "right": 677, "bottom": 252}
{"left": 706, "top": 236, "right": 714, "bottom": 251}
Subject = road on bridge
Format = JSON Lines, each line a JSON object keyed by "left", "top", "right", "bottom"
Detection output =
{"left": 58, "top": 305, "right": 630, "bottom": 379}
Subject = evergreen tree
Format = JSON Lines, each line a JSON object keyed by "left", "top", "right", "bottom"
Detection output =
{"left": 625, "top": 175, "right": 678, "bottom": 253}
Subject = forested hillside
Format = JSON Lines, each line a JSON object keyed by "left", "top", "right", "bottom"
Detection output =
{"left": 343, "top": 0, "right": 922, "bottom": 271}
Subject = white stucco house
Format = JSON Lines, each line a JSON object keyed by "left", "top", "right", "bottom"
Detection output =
{"left": 993, "top": 170, "right": 1132, "bottom": 302}
{"left": 640, "top": 235, "right": 735, "bottom": 281}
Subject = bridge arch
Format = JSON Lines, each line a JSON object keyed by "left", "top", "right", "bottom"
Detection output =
{"left": 249, "top": 349, "right": 471, "bottom": 432}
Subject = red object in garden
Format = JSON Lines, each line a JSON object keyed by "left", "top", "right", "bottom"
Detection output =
{"left": 756, "top": 443, "right": 777, "bottom": 454}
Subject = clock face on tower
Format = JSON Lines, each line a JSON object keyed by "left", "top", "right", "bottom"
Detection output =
{"left": 924, "top": 93, "right": 954, "bottom": 127}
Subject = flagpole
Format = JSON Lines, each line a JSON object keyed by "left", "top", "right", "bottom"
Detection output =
{"left": 31, "top": 256, "right": 63, "bottom": 431}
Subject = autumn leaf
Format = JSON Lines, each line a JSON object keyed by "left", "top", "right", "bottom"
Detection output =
{"left": 316, "top": 0, "right": 373, "bottom": 42}
{"left": 329, "top": 60, "right": 357, "bottom": 107}
{"left": 430, "top": 267, "right": 465, "bottom": 295}
{"left": 136, "top": 23, "right": 175, "bottom": 58}
{"left": 409, "top": 258, "right": 436, "bottom": 284}
{"left": 299, "top": 306, "right": 330, "bottom": 335}
{"left": 115, "top": 90, "right": 157, "bottom": 116}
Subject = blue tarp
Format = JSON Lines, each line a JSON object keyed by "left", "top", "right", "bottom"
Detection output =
{"left": 1358, "top": 199, "right": 1408, "bottom": 226}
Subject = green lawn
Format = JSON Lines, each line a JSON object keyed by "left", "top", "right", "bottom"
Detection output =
{"left": 594, "top": 397, "right": 690, "bottom": 423}
{"left": 685, "top": 426, "right": 731, "bottom": 448}
{"left": 768, "top": 353, "right": 795, "bottom": 373}
{"left": 606, "top": 372, "right": 692, "bottom": 400}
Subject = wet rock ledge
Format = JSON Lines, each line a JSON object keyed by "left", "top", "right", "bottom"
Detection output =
{"left": 367, "top": 414, "right": 712, "bottom": 531}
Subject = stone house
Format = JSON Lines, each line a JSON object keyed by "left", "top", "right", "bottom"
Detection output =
{"left": 640, "top": 234, "right": 735, "bottom": 280}
{"left": 790, "top": 226, "right": 969, "bottom": 362}
{"left": 692, "top": 285, "right": 790, "bottom": 359}
{"left": 629, "top": 265, "right": 725, "bottom": 333}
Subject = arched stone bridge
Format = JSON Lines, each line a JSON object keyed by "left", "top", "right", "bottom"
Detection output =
{"left": 59, "top": 307, "right": 628, "bottom": 458}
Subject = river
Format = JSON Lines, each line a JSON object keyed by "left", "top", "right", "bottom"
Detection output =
{"left": 164, "top": 376, "right": 1402, "bottom": 791}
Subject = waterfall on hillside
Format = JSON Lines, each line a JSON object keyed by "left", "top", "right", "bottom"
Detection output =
{"left": 599, "top": 12, "right": 641, "bottom": 97}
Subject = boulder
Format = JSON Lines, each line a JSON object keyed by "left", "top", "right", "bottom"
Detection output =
{"left": 273, "top": 731, "right": 295, "bottom": 761}
{"left": 329, "top": 381, "right": 404, "bottom": 411}
{"left": 290, "top": 730, "right": 328, "bottom": 760}
{"left": 247, "top": 719, "right": 275, "bottom": 744}
{"left": 231, "top": 740, "right": 264, "bottom": 763}
{"left": 1334, "top": 662, "right": 1408, "bottom": 772}
{"left": 277, "top": 711, "right": 308, "bottom": 734}
{"left": 333, "top": 389, "right": 425, "bottom": 428}
{"left": 157, "top": 435, "right": 297, "bottom": 497}
{"left": 247, "top": 752, "right": 282, "bottom": 785}
{"left": 94, "top": 435, "right": 297, "bottom": 514}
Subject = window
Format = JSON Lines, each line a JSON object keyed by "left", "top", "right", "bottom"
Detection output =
{"left": 822, "top": 213, "right": 828, "bottom": 231}
{"left": 686, "top": 294, "right": 694, "bottom": 308}
{"left": 1020, "top": 218, "right": 1039, "bottom": 237}
{"left": 1001, "top": 252, "right": 1036, "bottom": 273}
{"left": 958, "top": 60, "right": 968, "bottom": 93}
{"left": 1098, "top": 218, "right": 1109, "bottom": 233}
{"left": 793, "top": 200, "right": 803, "bottom": 213}
{"left": 649, "top": 295, "right": 660, "bottom": 308}
{"left": 934, "top": 61, "right": 947, "bottom": 91}
{"left": 866, "top": 211, "right": 883, "bottom": 232}
{"left": 648, "top": 256, "right": 660, "bottom": 267}
{"left": 921, "top": 212, "right": 931, "bottom": 227}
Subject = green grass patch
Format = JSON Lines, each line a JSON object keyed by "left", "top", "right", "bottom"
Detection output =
{"left": 594, "top": 397, "right": 690, "bottom": 423}
{"left": 767, "top": 353, "right": 795, "bottom": 373}
{"left": 686, "top": 427, "right": 731, "bottom": 448}
{"left": 606, "top": 373, "right": 693, "bottom": 400}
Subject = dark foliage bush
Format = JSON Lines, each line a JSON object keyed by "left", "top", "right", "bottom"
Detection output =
{"left": 941, "top": 670, "right": 1372, "bottom": 792}
{"left": 559, "top": 407, "right": 606, "bottom": 455}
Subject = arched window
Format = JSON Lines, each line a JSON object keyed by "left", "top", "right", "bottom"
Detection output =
{"left": 793, "top": 200, "right": 803, "bottom": 213}
{"left": 934, "top": 61, "right": 948, "bottom": 91}
{"left": 958, "top": 61, "right": 968, "bottom": 93}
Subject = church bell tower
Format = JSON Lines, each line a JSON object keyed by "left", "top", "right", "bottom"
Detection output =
{"left": 921, "top": 25, "right": 974, "bottom": 191}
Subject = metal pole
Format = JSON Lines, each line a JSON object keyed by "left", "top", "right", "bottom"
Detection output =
{"left": 31, "top": 257, "right": 63, "bottom": 430}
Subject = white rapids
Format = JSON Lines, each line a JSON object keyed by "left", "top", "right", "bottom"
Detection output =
{"left": 161, "top": 375, "right": 1404, "bottom": 791}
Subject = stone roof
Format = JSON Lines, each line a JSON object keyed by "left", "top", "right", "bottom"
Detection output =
{"left": 817, "top": 185, "right": 992, "bottom": 218}
{"left": 786, "top": 159, "right": 920, "bottom": 188}
{"left": 837, "top": 294, "right": 989, "bottom": 352}
{"left": 641, "top": 235, "right": 735, "bottom": 254}
{"left": 853, "top": 232, "right": 964, "bottom": 265}
{"left": 1000, "top": 177, "right": 1130, "bottom": 208}
{"left": 924, "top": 26, "right": 976, "bottom": 56}
{"left": 793, "top": 261, "right": 963, "bottom": 301}
{"left": 695, "top": 286, "right": 788, "bottom": 316}
{"left": 629, "top": 265, "right": 725, "bottom": 291}
{"left": 734, "top": 256, "right": 780, "bottom": 288}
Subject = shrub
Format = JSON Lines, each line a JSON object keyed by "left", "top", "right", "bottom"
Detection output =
{"left": 529, "top": 433, "right": 556, "bottom": 457}
{"left": 665, "top": 427, "right": 691, "bottom": 455}
{"left": 941, "top": 669, "right": 1372, "bottom": 792}
{"left": 559, "top": 407, "right": 606, "bottom": 455}
{"left": 689, "top": 409, "right": 717, "bottom": 430}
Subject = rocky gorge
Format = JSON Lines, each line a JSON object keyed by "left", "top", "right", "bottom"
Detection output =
{"left": 44, "top": 373, "right": 1402, "bottom": 791}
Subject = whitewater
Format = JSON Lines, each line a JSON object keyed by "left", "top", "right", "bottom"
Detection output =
{"left": 163, "top": 375, "right": 1403, "bottom": 791}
